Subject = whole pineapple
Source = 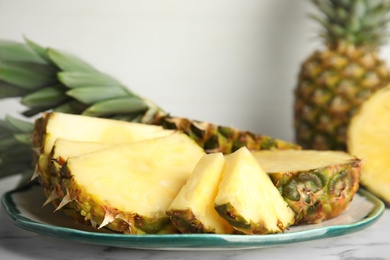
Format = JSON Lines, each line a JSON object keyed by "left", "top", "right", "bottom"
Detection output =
{"left": 294, "top": 0, "right": 390, "bottom": 151}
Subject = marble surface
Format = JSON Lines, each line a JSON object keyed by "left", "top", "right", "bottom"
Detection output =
{"left": 1, "top": 175, "right": 389, "bottom": 260}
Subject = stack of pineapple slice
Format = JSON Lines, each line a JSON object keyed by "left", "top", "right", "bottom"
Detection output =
{"left": 34, "top": 112, "right": 362, "bottom": 235}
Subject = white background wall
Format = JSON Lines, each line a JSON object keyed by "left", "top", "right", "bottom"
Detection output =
{"left": 1, "top": 0, "right": 389, "bottom": 142}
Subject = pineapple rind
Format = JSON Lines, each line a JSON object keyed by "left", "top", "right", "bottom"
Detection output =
{"left": 160, "top": 117, "right": 300, "bottom": 154}
{"left": 214, "top": 203, "right": 267, "bottom": 234}
{"left": 253, "top": 150, "right": 361, "bottom": 224}
{"left": 167, "top": 209, "right": 216, "bottom": 234}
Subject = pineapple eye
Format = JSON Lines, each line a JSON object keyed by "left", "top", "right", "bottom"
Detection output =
{"left": 260, "top": 138, "right": 277, "bottom": 150}
{"left": 328, "top": 168, "right": 353, "bottom": 197}
{"left": 203, "top": 135, "right": 220, "bottom": 152}
{"left": 283, "top": 171, "right": 325, "bottom": 203}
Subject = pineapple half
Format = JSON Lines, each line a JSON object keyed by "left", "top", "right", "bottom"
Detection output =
{"left": 214, "top": 147, "right": 295, "bottom": 234}
{"left": 58, "top": 132, "right": 205, "bottom": 234}
{"left": 252, "top": 150, "right": 361, "bottom": 224}
{"left": 348, "top": 85, "right": 390, "bottom": 204}
{"left": 167, "top": 153, "right": 234, "bottom": 234}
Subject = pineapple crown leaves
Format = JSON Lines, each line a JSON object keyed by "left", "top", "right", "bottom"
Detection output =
{"left": 309, "top": 0, "right": 390, "bottom": 48}
{"left": 0, "top": 37, "right": 167, "bottom": 122}
{"left": 0, "top": 37, "right": 168, "bottom": 181}
{"left": 0, "top": 115, "right": 34, "bottom": 179}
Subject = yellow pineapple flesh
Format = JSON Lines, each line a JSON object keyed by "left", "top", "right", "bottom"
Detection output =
{"left": 59, "top": 133, "right": 205, "bottom": 234}
{"left": 214, "top": 147, "right": 295, "bottom": 234}
{"left": 167, "top": 153, "right": 234, "bottom": 234}
{"left": 33, "top": 112, "right": 174, "bottom": 204}
{"left": 348, "top": 85, "right": 390, "bottom": 204}
{"left": 34, "top": 112, "right": 173, "bottom": 155}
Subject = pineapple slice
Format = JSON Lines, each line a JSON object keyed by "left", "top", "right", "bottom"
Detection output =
{"left": 348, "top": 85, "right": 390, "bottom": 204}
{"left": 49, "top": 138, "right": 115, "bottom": 178}
{"left": 46, "top": 139, "right": 113, "bottom": 200}
{"left": 34, "top": 112, "right": 174, "bottom": 155}
{"left": 59, "top": 133, "right": 205, "bottom": 234}
{"left": 214, "top": 147, "right": 295, "bottom": 234}
{"left": 167, "top": 153, "right": 234, "bottom": 234}
{"left": 43, "top": 139, "right": 115, "bottom": 222}
{"left": 33, "top": 112, "right": 174, "bottom": 202}
{"left": 252, "top": 150, "right": 361, "bottom": 224}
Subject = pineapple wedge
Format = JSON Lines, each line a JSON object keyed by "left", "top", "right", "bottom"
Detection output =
{"left": 34, "top": 112, "right": 174, "bottom": 155}
{"left": 348, "top": 85, "right": 390, "bottom": 204}
{"left": 47, "top": 139, "right": 113, "bottom": 199}
{"left": 252, "top": 150, "right": 361, "bottom": 224}
{"left": 167, "top": 153, "right": 234, "bottom": 234}
{"left": 58, "top": 133, "right": 205, "bottom": 234}
{"left": 214, "top": 147, "right": 295, "bottom": 234}
{"left": 33, "top": 112, "right": 174, "bottom": 201}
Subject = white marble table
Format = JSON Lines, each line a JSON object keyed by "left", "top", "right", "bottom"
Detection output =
{"left": 1, "top": 175, "right": 389, "bottom": 260}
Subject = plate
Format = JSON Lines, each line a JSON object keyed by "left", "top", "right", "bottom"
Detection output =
{"left": 1, "top": 184, "right": 385, "bottom": 250}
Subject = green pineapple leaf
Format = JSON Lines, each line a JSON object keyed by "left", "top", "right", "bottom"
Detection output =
{"left": 66, "top": 86, "right": 129, "bottom": 104}
{"left": 4, "top": 115, "right": 34, "bottom": 133}
{"left": 0, "top": 116, "right": 34, "bottom": 181}
{"left": 47, "top": 48, "right": 97, "bottom": 72}
{"left": 0, "top": 80, "right": 29, "bottom": 98}
{"left": 24, "top": 36, "right": 53, "bottom": 64}
{"left": 0, "top": 61, "right": 57, "bottom": 89}
{"left": 21, "top": 85, "right": 68, "bottom": 107}
{"left": 82, "top": 96, "right": 149, "bottom": 117}
{"left": 0, "top": 40, "right": 46, "bottom": 64}
{"left": 58, "top": 71, "right": 122, "bottom": 88}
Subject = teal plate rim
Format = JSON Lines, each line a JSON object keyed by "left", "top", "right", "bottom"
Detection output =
{"left": 1, "top": 184, "right": 385, "bottom": 250}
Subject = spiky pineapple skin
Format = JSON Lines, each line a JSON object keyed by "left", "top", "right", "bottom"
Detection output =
{"left": 60, "top": 167, "right": 172, "bottom": 234}
{"left": 214, "top": 203, "right": 271, "bottom": 235}
{"left": 160, "top": 116, "right": 300, "bottom": 154}
{"left": 268, "top": 159, "right": 361, "bottom": 224}
{"left": 294, "top": 44, "right": 390, "bottom": 151}
{"left": 167, "top": 210, "right": 216, "bottom": 234}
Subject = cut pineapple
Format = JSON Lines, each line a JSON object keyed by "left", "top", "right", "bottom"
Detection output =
{"left": 59, "top": 133, "right": 205, "bottom": 234}
{"left": 33, "top": 112, "right": 174, "bottom": 203}
{"left": 348, "top": 85, "right": 390, "bottom": 204}
{"left": 252, "top": 150, "right": 361, "bottom": 224}
{"left": 167, "top": 153, "right": 234, "bottom": 234}
{"left": 214, "top": 147, "right": 295, "bottom": 234}
{"left": 34, "top": 112, "right": 174, "bottom": 155}
{"left": 46, "top": 139, "right": 114, "bottom": 205}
